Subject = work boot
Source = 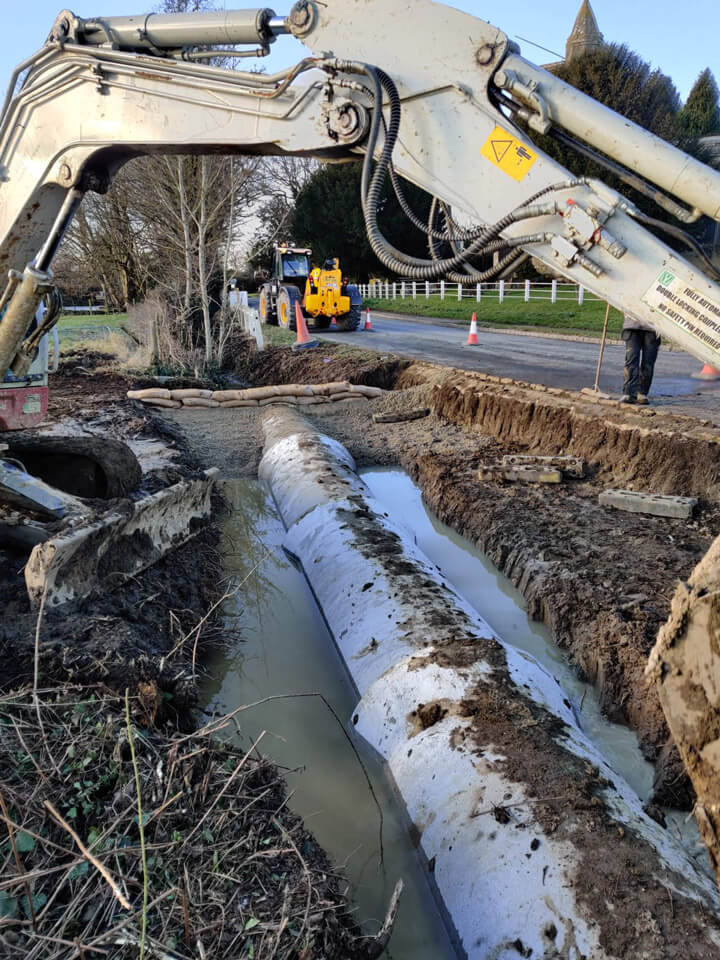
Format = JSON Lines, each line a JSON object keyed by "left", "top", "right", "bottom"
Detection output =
{"left": 636, "top": 394, "right": 649, "bottom": 405}
{"left": 620, "top": 394, "right": 635, "bottom": 404}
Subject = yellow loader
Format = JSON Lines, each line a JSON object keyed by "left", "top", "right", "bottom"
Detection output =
{"left": 304, "top": 258, "right": 363, "bottom": 331}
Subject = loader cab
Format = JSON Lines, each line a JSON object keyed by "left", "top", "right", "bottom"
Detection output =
{"left": 272, "top": 244, "right": 311, "bottom": 290}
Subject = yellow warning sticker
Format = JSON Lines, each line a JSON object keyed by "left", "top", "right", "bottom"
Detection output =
{"left": 481, "top": 126, "right": 537, "bottom": 181}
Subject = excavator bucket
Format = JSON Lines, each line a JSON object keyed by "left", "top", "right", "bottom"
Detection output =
{"left": 23, "top": 468, "right": 218, "bottom": 608}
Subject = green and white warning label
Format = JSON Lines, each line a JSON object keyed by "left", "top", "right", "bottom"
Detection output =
{"left": 643, "top": 266, "right": 720, "bottom": 355}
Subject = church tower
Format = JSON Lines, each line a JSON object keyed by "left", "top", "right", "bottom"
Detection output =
{"left": 565, "top": 0, "right": 604, "bottom": 61}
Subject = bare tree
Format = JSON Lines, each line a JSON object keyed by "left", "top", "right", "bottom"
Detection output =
{"left": 246, "top": 157, "right": 318, "bottom": 270}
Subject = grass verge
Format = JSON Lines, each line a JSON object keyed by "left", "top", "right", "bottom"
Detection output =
{"left": 58, "top": 312, "right": 129, "bottom": 330}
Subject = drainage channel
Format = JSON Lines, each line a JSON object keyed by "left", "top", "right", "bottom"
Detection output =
{"left": 360, "top": 466, "right": 710, "bottom": 872}
{"left": 198, "top": 478, "right": 458, "bottom": 959}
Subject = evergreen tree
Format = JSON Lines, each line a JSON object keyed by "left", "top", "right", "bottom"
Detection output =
{"left": 678, "top": 68, "right": 720, "bottom": 138}
{"left": 291, "top": 162, "right": 433, "bottom": 281}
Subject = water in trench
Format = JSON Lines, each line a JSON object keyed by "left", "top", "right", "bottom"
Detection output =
{"left": 360, "top": 467, "right": 710, "bottom": 873}
{"left": 198, "top": 479, "right": 458, "bottom": 960}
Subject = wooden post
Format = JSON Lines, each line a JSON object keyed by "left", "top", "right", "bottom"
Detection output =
{"left": 524, "top": 279, "right": 530, "bottom": 302}
{"left": 150, "top": 308, "right": 160, "bottom": 369}
{"left": 578, "top": 285, "right": 585, "bottom": 305}
{"left": 499, "top": 280, "right": 505, "bottom": 304}
{"left": 476, "top": 282, "right": 481, "bottom": 302}
{"left": 593, "top": 302, "right": 611, "bottom": 392}
{"left": 551, "top": 280, "right": 557, "bottom": 304}
{"left": 440, "top": 280, "right": 445, "bottom": 300}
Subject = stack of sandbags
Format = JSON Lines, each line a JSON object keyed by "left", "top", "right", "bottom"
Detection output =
{"left": 127, "top": 382, "right": 386, "bottom": 410}
{"left": 126, "top": 388, "right": 181, "bottom": 408}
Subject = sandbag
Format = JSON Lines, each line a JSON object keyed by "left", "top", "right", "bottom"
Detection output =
{"left": 212, "top": 387, "right": 274, "bottom": 401}
{"left": 219, "top": 399, "right": 259, "bottom": 408}
{"left": 330, "top": 392, "right": 366, "bottom": 402}
{"left": 295, "top": 396, "right": 330, "bottom": 406}
{"left": 171, "top": 389, "right": 214, "bottom": 400}
{"left": 349, "top": 384, "right": 385, "bottom": 398}
{"left": 141, "top": 398, "right": 181, "bottom": 408}
{"left": 311, "top": 381, "right": 352, "bottom": 396}
{"left": 242, "top": 386, "right": 281, "bottom": 401}
{"left": 127, "top": 388, "right": 172, "bottom": 400}
{"left": 258, "top": 396, "right": 298, "bottom": 406}
{"left": 274, "top": 383, "right": 315, "bottom": 397}
{"left": 181, "top": 397, "right": 219, "bottom": 408}
{"left": 211, "top": 389, "right": 245, "bottom": 402}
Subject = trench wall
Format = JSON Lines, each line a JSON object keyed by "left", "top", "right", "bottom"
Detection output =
{"left": 432, "top": 373, "right": 720, "bottom": 499}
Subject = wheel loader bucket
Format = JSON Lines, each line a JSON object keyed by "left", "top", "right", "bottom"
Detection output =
{"left": 24, "top": 468, "right": 219, "bottom": 608}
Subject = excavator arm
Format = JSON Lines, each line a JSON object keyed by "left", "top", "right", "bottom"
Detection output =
{"left": 2, "top": 0, "right": 720, "bottom": 379}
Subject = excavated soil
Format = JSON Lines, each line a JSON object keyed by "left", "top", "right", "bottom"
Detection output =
{"left": 0, "top": 350, "right": 371, "bottom": 960}
{"left": 1, "top": 352, "right": 226, "bottom": 716}
{"left": 168, "top": 346, "right": 720, "bottom": 809}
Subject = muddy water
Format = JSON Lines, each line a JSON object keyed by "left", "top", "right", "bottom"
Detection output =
{"left": 199, "top": 479, "right": 458, "bottom": 960}
{"left": 361, "top": 467, "right": 712, "bottom": 874}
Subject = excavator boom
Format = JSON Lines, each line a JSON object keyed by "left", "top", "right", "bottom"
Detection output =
{"left": 2, "top": 0, "right": 720, "bottom": 375}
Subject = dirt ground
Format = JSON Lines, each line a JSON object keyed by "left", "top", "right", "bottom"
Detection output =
{"left": 1, "top": 352, "right": 222, "bottom": 712}
{"left": 0, "top": 351, "right": 371, "bottom": 959}
{"left": 166, "top": 342, "right": 720, "bottom": 810}
{"left": 4, "top": 339, "right": 719, "bottom": 955}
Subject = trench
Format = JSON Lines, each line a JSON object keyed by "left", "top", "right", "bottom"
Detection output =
{"left": 360, "top": 466, "right": 711, "bottom": 875}
{"left": 198, "top": 462, "right": 712, "bottom": 958}
{"left": 198, "top": 478, "right": 458, "bottom": 959}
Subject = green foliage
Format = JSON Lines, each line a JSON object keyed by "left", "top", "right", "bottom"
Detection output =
{"left": 291, "top": 162, "right": 433, "bottom": 281}
{"left": 678, "top": 68, "right": 720, "bottom": 139}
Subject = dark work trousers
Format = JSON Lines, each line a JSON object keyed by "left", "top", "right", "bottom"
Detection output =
{"left": 622, "top": 329, "right": 661, "bottom": 397}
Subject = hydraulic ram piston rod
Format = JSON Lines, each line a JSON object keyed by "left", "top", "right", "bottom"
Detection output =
{"left": 50, "top": 8, "right": 286, "bottom": 51}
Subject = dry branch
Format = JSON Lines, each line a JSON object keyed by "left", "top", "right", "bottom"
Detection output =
{"left": 0, "top": 687, "right": 371, "bottom": 959}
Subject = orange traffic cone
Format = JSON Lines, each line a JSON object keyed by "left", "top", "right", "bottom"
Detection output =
{"left": 292, "top": 302, "right": 319, "bottom": 352}
{"left": 466, "top": 312, "right": 479, "bottom": 346}
{"left": 364, "top": 308, "right": 372, "bottom": 331}
{"left": 692, "top": 363, "right": 720, "bottom": 380}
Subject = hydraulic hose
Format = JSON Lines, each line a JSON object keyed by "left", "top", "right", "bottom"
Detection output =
{"left": 347, "top": 62, "right": 587, "bottom": 279}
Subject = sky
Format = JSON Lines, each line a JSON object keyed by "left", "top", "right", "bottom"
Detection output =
{"left": 1, "top": 0, "right": 719, "bottom": 103}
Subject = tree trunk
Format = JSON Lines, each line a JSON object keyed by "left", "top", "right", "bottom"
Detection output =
{"left": 176, "top": 157, "right": 194, "bottom": 335}
{"left": 197, "top": 157, "right": 213, "bottom": 368}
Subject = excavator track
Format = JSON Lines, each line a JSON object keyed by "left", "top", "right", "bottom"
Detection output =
{"left": 4, "top": 433, "right": 142, "bottom": 499}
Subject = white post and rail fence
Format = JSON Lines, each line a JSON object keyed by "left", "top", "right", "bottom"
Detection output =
{"left": 359, "top": 279, "right": 597, "bottom": 305}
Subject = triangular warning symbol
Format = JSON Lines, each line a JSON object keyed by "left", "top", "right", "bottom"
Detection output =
{"left": 491, "top": 139, "right": 513, "bottom": 162}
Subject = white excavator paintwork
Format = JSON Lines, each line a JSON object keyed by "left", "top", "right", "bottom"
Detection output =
{"left": 1, "top": 0, "right": 720, "bottom": 373}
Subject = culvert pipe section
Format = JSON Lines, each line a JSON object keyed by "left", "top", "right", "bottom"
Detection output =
{"left": 259, "top": 408, "right": 720, "bottom": 959}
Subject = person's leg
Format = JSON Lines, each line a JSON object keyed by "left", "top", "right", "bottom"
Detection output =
{"left": 623, "top": 330, "right": 641, "bottom": 398}
{"left": 638, "top": 332, "right": 661, "bottom": 397}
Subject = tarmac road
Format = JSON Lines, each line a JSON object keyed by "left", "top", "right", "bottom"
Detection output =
{"left": 314, "top": 310, "right": 720, "bottom": 414}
